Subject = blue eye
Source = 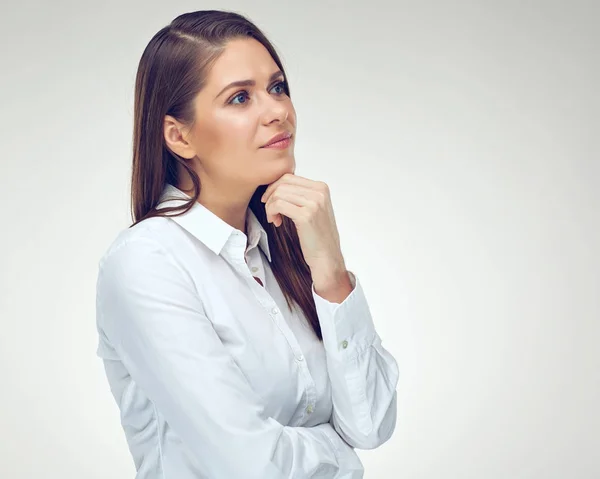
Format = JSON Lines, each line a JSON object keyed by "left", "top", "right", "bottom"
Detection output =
{"left": 228, "top": 80, "right": 288, "bottom": 105}
{"left": 271, "top": 80, "right": 288, "bottom": 95}
{"left": 230, "top": 91, "right": 249, "bottom": 105}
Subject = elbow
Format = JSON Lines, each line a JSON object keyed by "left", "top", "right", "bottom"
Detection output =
{"left": 359, "top": 409, "right": 397, "bottom": 450}
{"left": 357, "top": 399, "right": 398, "bottom": 450}
{"left": 334, "top": 390, "right": 398, "bottom": 450}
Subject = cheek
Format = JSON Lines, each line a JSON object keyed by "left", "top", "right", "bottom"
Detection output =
{"left": 212, "top": 111, "right": 255, "bottom": 147}
{"left": 194, "top": 117, "right": 254, "bottom": 160}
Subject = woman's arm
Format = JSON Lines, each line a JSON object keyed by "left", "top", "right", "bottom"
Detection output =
{"left": 96, "top": 237, "right": 363, "bottom": 479}
{"left": 312, "top": 271, "right": 400, "bottom": 450}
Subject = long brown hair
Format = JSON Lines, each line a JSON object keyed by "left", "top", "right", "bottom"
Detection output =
{"left": 129, "top": 10, "right": 323, "bottom": 341}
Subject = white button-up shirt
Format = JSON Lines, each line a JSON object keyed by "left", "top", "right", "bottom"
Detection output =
{"left": 95, "top": 183, "right": 399, "bottom": 478}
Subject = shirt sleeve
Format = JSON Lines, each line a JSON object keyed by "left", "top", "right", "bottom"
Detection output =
{"left": 312, "top": 270, "right": 399, "bottom": 450}
{"left": 96, "top": 237, "right": 364, "bottom": 479}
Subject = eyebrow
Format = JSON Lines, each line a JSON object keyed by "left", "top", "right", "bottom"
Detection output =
{"left": 215, "top": 70, "right": 285, "bottom": 100}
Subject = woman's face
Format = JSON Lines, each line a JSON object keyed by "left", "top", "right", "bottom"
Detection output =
{"left": 172, "top": 37, "right": 297, "bottom": 195}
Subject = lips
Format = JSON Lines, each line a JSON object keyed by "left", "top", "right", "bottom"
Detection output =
{"left": 262, "top": 131, "right": 292, "bottom": 147}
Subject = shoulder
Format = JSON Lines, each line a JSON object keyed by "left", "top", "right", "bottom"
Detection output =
{"left": 97, "top": 216, "right": 182, "bottom": 275}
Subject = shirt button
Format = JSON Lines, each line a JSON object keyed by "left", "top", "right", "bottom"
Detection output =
{"left": 306, "top": 404, "right": 313, "bottom": 414}
{"left": 251, "top": 266, "right": 258, "bottom": 273}
{"left": 271, "top": 306, "right": 279, "bottom": 315}
{"left": 296, "top": 354, "right": 304, "bottom": 362}
{"left": 341, "top": 340, "right": 348, "bottom": 349}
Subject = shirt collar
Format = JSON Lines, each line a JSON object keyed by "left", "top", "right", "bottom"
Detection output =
{"left": 156, "top": 183, "right": 272, "bottom": 262}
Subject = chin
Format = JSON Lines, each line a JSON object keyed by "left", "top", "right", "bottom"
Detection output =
{"left": 269, "top": 155, "right": 295, "bottom": 176}
{"left": 254, "top": 169, "right": 291, "bottom": 193}
{"left": 279, "top": 159, "right": 295, "bottom": 177}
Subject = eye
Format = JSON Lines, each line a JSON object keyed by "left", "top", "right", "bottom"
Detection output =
{"left": 271, "top": 80, "right": 288, "bottom": 96}
{"left": 229, "top": 91, "right": 249, "bottom": 105}
{"left": 227, "top": 80, "right": 288, "bottom": 105}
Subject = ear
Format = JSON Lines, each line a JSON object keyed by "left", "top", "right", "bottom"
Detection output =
{"left": 163, "top": 115, "right": 196, "bottom": 160}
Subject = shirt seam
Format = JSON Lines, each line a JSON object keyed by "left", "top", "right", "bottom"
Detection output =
{"left": 153, "top": 402, "right": 166, "bottom": 479}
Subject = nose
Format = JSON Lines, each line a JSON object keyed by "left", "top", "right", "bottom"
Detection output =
{"left": 261, "top": 94, "right": 289, "bottom": 125}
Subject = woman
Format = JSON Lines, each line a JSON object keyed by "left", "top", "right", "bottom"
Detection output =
{"left": 95, "top": 9, "right": 399, "bottom": 479}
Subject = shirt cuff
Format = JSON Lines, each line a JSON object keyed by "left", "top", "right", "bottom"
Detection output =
{"left": 311, "top": 270, "right": 378, "bottom": 361}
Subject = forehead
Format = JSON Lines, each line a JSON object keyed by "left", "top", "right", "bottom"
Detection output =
{"left": 204, "top": 37, "right": 279, "bottom": 91}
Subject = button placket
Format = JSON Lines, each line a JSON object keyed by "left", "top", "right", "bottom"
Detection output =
{"left": 298, "top": 364, "right": 316, "bottom": 419}
{"left": 267, "top": 304, "right": 316, "bottom": 420}
{"left": 229, "top": 248, "right": 317, "bottom": 422}
{"left": 245, "top": 245, "right": 265, "bottom": 289}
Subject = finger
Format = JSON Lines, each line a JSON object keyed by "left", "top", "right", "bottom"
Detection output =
{"left": 261, "top": 173, "right": 316, "bottom": 204}
{"left": 266, "top": 184, "right": 322, "bottom": 206}
{"left": 266, "top": 198, "right": 305, "bottom": 227}
{"left": 265, "top": 190, "right": 317, "bottom": 223}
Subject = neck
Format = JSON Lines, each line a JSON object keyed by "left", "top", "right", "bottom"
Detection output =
{"left": 176, "top": 179, "right": 254, "bottom": 235}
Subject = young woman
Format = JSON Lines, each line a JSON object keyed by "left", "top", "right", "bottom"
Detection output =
{"left": 95, "top": 9, "right": 399, "bottom": 479}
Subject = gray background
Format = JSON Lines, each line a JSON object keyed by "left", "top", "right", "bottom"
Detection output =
{"left": 0, "top": 0, "right": 598, "bottom": 477}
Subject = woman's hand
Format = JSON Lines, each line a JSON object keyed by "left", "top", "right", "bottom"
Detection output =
{"left": 261, "top": 173, "right": 352, "bottom": 298}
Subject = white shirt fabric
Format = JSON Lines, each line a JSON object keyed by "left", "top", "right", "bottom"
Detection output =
{"left": 95, "top": 183, "right": 399, "bottom": 479}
